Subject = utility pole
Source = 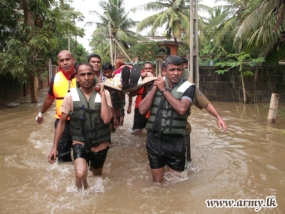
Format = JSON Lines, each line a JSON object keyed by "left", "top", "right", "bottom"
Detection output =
{"left": 106, "top": 23, "right": 134, "bottom": 65}
{"left": 112, "top": 37, "right": 134, "bottom": 64}
{"left": 189, "top": 0, "right": 199, "bottom": 88}
{"left": 68, "top": 33, "right": 70, "bottom": 51}
{"left": 108, "top": 22, "right": 114, "bottom": 66}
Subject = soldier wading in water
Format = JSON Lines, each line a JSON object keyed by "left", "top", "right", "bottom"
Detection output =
{"left": 48, "top": 63, "right": 113, "bottom": 189}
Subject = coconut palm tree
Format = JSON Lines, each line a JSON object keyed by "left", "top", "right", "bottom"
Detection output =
{"left": 199, "top": 4, "right": 236, "bottom": 59}
{"left": 136, "top": 0, "right": 190, "bottom": 53}
{"left": 212, "top": 0, "right": 285, "bottom": 63}
{"left": 233, "top": 0, "right": 285, "bottom": 63}
{"left": 89, "top": 0, "right": 138, "bottom": 61}
{"left": 202, "top": 1, "right": 245, "bottom": 55}
{"left": 89, "top": 34, "right": 111, "bottom": 63}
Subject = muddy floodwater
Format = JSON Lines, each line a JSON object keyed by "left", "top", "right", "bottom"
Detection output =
{"left": 0, "top": 90, "right": 284, "bottom": 214}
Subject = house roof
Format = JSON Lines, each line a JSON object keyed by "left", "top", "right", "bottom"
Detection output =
{"left": 140, "top": 36, "right": 181, "bottom": 45}
{"left": 139, "top": 36, "right": 181, "bottom": 45}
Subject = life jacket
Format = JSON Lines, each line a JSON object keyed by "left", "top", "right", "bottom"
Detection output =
{"left": 135, "top": 87, "right": 150, "bottom": 118}
{"left": 69, "top": 88, "right": 110, "bottom": 151}
{"left": 53, "top": 70, "right": 76, "bottom": 119}
{"left": 135, "top": 87, "right": 144, "bottom": 108}
{"left": 145, "top": 78, "right": 194, "bottom": 136}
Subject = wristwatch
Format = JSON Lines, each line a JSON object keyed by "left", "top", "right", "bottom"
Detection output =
{"left": 161, "top": 88, "right": 169, "bottom": 94}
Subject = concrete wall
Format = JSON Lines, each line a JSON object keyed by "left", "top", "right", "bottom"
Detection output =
{"left": 199, "top": 66, "right": 285, "bottom": 103}
{"left": 0, "top": 73, "right": 49, "bottom": 106}
{"left": 0, "top": 72, "right": 27, "bottom": 105}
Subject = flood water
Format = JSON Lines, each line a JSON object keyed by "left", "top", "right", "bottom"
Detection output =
{"left": 0, "top": 89, "right": 284, "bottom": 214}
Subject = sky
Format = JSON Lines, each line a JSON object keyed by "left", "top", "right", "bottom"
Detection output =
{"left": 71, "top": 0, "right": 217, "bottom": 52}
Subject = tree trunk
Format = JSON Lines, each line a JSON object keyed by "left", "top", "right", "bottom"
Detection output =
{"left": 23, "top": 0, "right": 34, "bottom": 31}
{"left": 23, "top": 0, "right": 37, "bottom": 103}
{"left": 174, "top": 37, "right": 179, "bottom": 54}
{"left": 29, "top": 74, "right": 37, "bottom": 103}
{"left": 114, "top": 42, "right": 117, "bottom": 61}
{"left": 240, "top": 71, "right": 246, "bottom": 103}
{"left": 253, "top": 69, "right": 258, "bottom": 102}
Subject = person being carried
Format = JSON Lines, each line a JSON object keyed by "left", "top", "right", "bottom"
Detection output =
{"left": 48, "top": 63, "right": 113, "bottom": 189}
{"left": 129, "top": 62, "right": 155, "bottom": 135}
{"left": 104, "top": 59, "right": 140, "bottom": 124}
{"left": 36, "top": 50, "right": 77, "bottom": 162}
{"left": 139, "top": 55, "right": 196, "bottom": 183}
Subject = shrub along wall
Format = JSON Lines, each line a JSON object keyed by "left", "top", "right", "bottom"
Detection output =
{"left": 199, "top": 66, "right": 285, "bottom": 103}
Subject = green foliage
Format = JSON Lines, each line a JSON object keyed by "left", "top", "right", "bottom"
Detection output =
{"left": 199, "top": 4, "right": 236, "bottom": 59}
{"left": 242, "top": 70, "right": 254, "bottom": 76}
{"left": 90, "top": 38, "right": 111, "bottom": 63}
{"left": 51, "top": 37, "right": 89, "bottom": 64}
{"left": 89, "top": 0, "right": 139, "bottom": 57}
{"left": 0, "top": 0, "right": 88, "bottom": 83}
{"left": 215, "top": 52, "right": 265, "bottom": 74}
{"left": 89, "top": 32, "right": 111, "bottom": 63}
{"left": 0, "top": 1, "right": 22, "bottom": 50}
{"left": 136, "top": 0, "right": 190, "bottom": 52}
{"left": 233, "top": 0, "right": 285, "bottom": 58}
{"left": 0, "top": 25, "right": 57, "bottom": 82}
{"left": 215, "top": 51, "right": 265, "bottom": 103}
{"left": 178, "top": 43, "right": 190, "bottom": 56}
{"left": 207, "top": 0, "right": 285, "bottom": 62}
{"left": 128, "top": 41, "right": 167, "bottom": 62}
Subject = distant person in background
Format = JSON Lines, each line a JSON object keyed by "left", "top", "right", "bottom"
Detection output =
{"left": 36, "top": 50, "right": 76, "bottom": 162}
{"left": 160, "top": 62, "right": 166, "bottom": 77}
{"left": 88, "top": 54, "right": 106, "bottom": 83}
{"left": 102, "top": 62, "right": 114, "bottom": 82}
{"left": 182, "top": 57, "right": 188, "bottom": 70}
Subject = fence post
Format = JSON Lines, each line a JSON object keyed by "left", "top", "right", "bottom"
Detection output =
{"left": 48, "top": 59, "right": 52, "bottom": 83}
{"left": 267, "top": 93, "right": 279, "bottom": 123}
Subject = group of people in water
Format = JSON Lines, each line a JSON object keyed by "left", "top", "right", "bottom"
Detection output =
{"left": 36, "top": 50, "right": 227, "bottom": 189}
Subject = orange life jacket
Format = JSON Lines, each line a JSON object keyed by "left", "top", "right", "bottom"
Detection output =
{"left": 53, "top": 70, "right": 76, "bottom": 119}
{"left": 135, "top": 87, "right": 144, "bottom": 108}
{"left": 135, "top": 87, "right": 151, "bottom": 118}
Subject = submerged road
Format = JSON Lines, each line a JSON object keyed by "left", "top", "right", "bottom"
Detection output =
{"left": 0, "top": 90, "right": 284, "bottom": 213}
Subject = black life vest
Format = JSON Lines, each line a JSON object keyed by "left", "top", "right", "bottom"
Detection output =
{"left": 69, "top": 88, "right": 110, "bottom": 151}
{"left": 146, "top": 78, "right": 194, "bottom": 136}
